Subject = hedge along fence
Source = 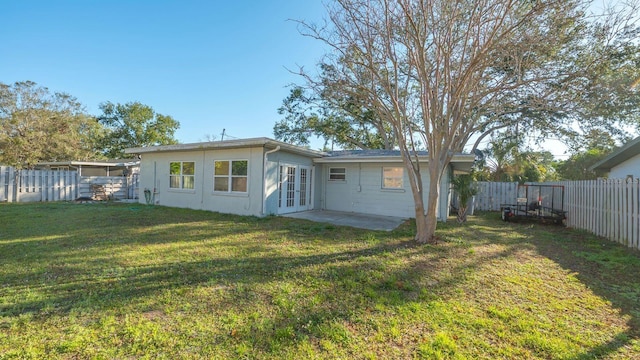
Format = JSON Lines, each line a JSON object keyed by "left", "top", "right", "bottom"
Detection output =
{"left": 474, "top": 180, "right": 640, "bottom": 251}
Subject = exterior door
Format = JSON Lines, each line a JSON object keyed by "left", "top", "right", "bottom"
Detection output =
{"left": 278, "top": 165, "right": 312, "bottom": 214}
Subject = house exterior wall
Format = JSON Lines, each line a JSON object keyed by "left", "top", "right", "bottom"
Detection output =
{"left": 137, "top": 147, "right": 265, "bottom": 216}
{"left": 440, "top": 167, "right": 452, "bottom": 220}
{"left": 609, "top": 153, "right": 640, "bottom": 179}
{"left": 136, "top": 144, "right": 459, "bottom": 221}
{"left": 318, "top": 161, "right": 451, "bottom": 221}
{"left": 264, "top": 151, "right": 317, "bottom": 215}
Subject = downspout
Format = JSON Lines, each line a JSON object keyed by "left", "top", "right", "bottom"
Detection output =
{"left": 262, "top": 146, "right": 281, "bottom": 216}
{"left": 200, "top": 150, "right": 206, "bottom": 209}
{"left": 153, "top": 161, "right": 157, "bottom": 204}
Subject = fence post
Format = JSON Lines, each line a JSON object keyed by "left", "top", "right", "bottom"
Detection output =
{"left": 0, "top": 166, "right": 5, "bottom": 202}
{"left": 8, "top": 168, "right": 16, "bottom": 202}
{"left": 628, "top": 179, "right": 633, "bottom": 246}
{"left": 633, "top": 179, "right": 639, "bottom": 249}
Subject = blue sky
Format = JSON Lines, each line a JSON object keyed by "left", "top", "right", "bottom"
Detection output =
{"left": 0, "top": 0, "right": 328, "bottom": 145}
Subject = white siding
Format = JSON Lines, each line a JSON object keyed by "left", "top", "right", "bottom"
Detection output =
{"left": 138, "top": 147, "right": 264, "bottom": 216}
{"left": 136, "top": 146, "right": 458, "bottom": 221}
{"left": 323, "top": 164, "right": 356, "bottom": 213}
{"left": 263, "top": 151, "right": 316, "bottom": 215}
{"left": 439, "top": 167, "right": 451, "bottom": 220}
{"left": 609, "top": 153, "right": 640, "bottom": 179}
{"left": 320, "top": 162, "right": 449, "bottom": 220}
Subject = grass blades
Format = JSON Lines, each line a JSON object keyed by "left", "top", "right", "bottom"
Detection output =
{"left": 1, "top": 202, "right": 639, "bottom": 359}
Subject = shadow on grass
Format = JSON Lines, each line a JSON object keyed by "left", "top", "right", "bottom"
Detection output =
{"left": 2, "top": 204, "right": 639, "bottom": 357}
{"left": 486, "top": 211, "right": 640, "bottom": 359}
{"left": 2, "top": 241, "right": 416, "bottom": 317}
{"left": 1, "top": 205, "right": 519, "bottom": 355}
{"left": 0, "top": 203, "right": 430, "bottom": 317}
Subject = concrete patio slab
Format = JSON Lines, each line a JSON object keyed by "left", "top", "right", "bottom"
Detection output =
{"left": 282, "top": 210, "right": 407, "bottom": 231}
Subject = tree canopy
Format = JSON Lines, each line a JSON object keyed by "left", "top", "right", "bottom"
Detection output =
{"left": 97, "top": 101, "right": 180, "bottom": 159}
{"left": 0, "top": 81, "right": 102, "bottom": 168}
{"left": 294, "top": 0, "right": 640, "bottom": 243}
{"left": 0, "top": 81, "right": 182, "bottom": 167}
{"left": 476, "top": 136, "right": 558, "bottom": 183}
{"left": 275, "top": 80, "right": 397, "bottom": 150}
{"left": 552, "top": 130, "right": 617, "bottom": 180}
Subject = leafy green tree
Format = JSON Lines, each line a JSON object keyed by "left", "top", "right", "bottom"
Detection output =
{"left": 97, "top": 101, "right": 179, "bottom": 158}
{"left": 554, "top": 132, "right": 616, "bottom": 180}
{"left": 478, "top": 133, "right": 557, "bottom": 183}
{"left": 0, "top": 81, "right": 103, "bottom": 168}
{"left": 275, "top": 84, "right": 396, "bottom": 150}
{"left": 451, "top": 174, "right": 478, "bottom": 223}
{"left": 555, "top": 149, "right": 609, "bottom": 180}
{"left": 566, "top": 40, "right": 640, "bottom": 146}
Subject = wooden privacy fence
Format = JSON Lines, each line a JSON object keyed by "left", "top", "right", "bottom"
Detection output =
{"left": 0, "top": 166, "right": 78, "bottom": 202}
{"left": 1, "top": 166, "right": 139, "bottom": 202}
{"left": 473, "top": 180, "right": 640, "bottom": 250}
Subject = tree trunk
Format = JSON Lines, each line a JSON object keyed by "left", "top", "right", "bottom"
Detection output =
{"left": 421, "top": 177, "right": 441, "bottom": 244}
{"left": 414, "top": 211, "right": 430, "bottom": 243}
{"left": 457, "top": 205, "right": 468, "bottom": 223}
{"left": 415, "top": 162, "right": 442, "bottom": 244}
{"left": 400, "top": 148, "right": 445, "bottom": 244}
{"left": 407, "top": 170, "right": 430, "bottom": 243}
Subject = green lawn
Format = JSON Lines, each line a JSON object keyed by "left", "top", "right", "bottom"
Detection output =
{"left": 1, "top": 202, "right": 639, "bottom": 359}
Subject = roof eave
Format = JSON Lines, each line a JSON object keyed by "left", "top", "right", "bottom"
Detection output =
{"left": 124, "top": 137, "right": 326, "bottom": 158}
{"left": 313, "top": 154, "right": 475, "bottom": 164}
{"left": 36, "top": 160, "right": 140, "bottom": 167}
{"left": 313, "top": 156, "right": 427, "bottom": 163}
{"left": 589, "top": 136, "right": 640, "bottom": 171}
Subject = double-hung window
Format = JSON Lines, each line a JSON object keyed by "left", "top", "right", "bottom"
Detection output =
{"left": 382, "top": 167, "right": 403, "bottom": 189}
{"left": 214, "top": 160, "right": 248, "bottom": 193}
{"left": 169, "top": 161, "right": 195, "bottom": 189}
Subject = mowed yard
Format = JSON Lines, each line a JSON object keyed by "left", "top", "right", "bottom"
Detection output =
{"left": 1, "top": 203, "right": 639, "bottom": 359}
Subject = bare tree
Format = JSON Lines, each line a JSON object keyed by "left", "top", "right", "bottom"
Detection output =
{"left": 297, "top": 0, "right": 639, "bottom": 243}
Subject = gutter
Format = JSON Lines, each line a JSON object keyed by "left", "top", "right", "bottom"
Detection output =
{"left": 262, "top": 146, "right": 281, "bottom": 216}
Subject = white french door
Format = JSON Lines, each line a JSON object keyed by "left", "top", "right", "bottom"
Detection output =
{"left": 278, "top": 164, "right": 312, "bottom": 214}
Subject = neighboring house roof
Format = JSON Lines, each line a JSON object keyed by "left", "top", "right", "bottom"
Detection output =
{"left": 316, "top": 149, "right": 476, "bottom": 172}
{"left": 36, "top": 160, "right": 140, "bottom": 167}
{"left": 124, "top": 137, "right": 326, "bottom": 158}
{"left": 590, "top": 136, "right": 640, "bottom": 172}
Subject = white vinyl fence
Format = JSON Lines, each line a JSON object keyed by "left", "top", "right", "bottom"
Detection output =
{"left": 473, "top": 182, "right": 519, "bottom": 211}
{"left": 474, "top": 180, "right": 640, "bottom": 250}
{"left": 556, "top": 179, "right": 639, "bottom": 250}
{"left": 0, "top": 166, "right": 78, "bottom": 202}
{"left": 1, "top": 166, "right": 139, "bottom": 203}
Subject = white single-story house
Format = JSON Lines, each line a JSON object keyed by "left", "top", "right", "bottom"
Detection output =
{"left": 590, "top": 136, "right": 640, "bottom": 179}
{"left": 124, "top": 138, "right": 475, "bottom": 221}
